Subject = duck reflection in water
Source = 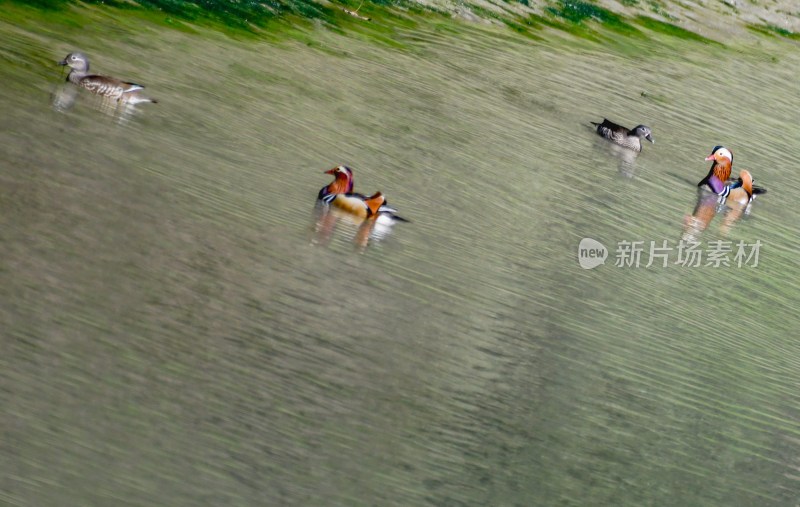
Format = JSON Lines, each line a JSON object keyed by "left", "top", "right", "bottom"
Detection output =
{"left": 311, "top": 204, "right": 397, "bottom": 252}
{"left": 51, "top": 82, "right": 79, "bottom": 112}
{"left": 312, "top": 165, "right": 408, "bottom": 252}
{"left": 589, "top": 119, "right": 654, "bottom": 178}
{"left": 51, "top": 82, "right": 142, "bottom": 125}
{"left": 604, "top": 141, "right": 640, "bottom": 178}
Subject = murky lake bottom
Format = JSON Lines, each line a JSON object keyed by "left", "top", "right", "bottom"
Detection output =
{"left": 2, "top": 6, "right": 800, "bottom": 506}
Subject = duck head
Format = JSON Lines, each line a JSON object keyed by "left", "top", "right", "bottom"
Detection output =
{"left": 705, "top": 146, "right": 733, "bottom": 165}
{"left": 59, "top": 52, "right": 90, "bottom": 72}
{"left": 703, "top": 146, "right": 733, "bottom": 191}
{"left": 631, "top": 125, "right": 654, "bottom": 143}
{"left": 318, "top": 165, "right": 354, "bottom": 199}
{"left": 325, "top": 165, "right": 354, "bottom": 192}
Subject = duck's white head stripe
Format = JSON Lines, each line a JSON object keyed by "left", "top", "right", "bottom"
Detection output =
{"left": 717, "top": 148, "right": 732, "bottom": 162}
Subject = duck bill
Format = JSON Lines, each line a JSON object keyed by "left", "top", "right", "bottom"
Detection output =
{"left": 704, "top": 154, "right": 715, "bottom": 161}
{"left": 58, "top": 59, "right": 67, "bottom": 66}
{"left": 646, "top": 134, "right": 654, "bottom": 143}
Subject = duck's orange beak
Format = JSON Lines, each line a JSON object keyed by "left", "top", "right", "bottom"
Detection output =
{"left": 324, "top": 167, "right": 336, "bottom": 175}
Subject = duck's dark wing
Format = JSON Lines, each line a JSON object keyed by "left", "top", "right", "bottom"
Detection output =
{"left": 591, "top": 118, "right": 628, "bottom": 141}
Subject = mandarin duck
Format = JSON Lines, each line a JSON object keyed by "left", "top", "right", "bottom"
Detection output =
{"left": 318, "top": 165, "right": 407, "bottom": 222}
{"left": 59, "top": 52, "right": 157, "bottom": 104}
{"left": 699, "top": 147, "right": 766, "bottom": 204}
{"left": 591, "top": 118, "right": 654, "bottom": 152}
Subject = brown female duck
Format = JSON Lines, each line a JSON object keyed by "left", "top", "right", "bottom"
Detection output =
{"left": 591, "top": 118, "right": 654, "bottom": 152}
{"left": 59, "top": 52, "right": 157, "bottom": 104}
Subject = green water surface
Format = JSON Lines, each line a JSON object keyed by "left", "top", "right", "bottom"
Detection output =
{"left": 2, "top": 4, "right": 800, "bottom": 506}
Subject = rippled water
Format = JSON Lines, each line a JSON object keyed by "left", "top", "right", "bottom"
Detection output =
{"left": 2, "top": 7, "right": 800, "bottom": 506}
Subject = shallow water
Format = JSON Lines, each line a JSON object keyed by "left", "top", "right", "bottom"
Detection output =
{"left": 2, "top": 7, "right": 800, "bottom": 506}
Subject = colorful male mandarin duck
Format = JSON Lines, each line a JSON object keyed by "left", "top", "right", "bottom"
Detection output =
{"left": 591, "top": 118, "right": 654, "bottom": 152}
{"left": 684, "top": 152, "right": 766, "bottom": 241}
{"left": 318, "top": 165, "right": 407, "bottom": 222}
{"left": 698, "top": 147, "right": 766, "bottom": 203}
{"left": 59, "top": 52, "right": 157, "bottom": 104}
